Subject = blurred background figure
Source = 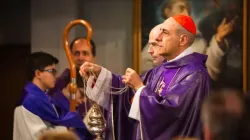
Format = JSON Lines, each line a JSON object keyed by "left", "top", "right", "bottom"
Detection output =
{"left": 201, "top": 88, "right": 250, "bottom": 140}
{"left": 198, "top": 0, "right": 243, "bottom": 90}
{"left": 39, "top": 131, "right": 80, "bottom": 140}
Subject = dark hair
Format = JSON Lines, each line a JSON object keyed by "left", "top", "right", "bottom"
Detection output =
{"left": 161, "top": 0, "right": 191, "bottom": 19}
{"left": 69, "top": 37, "right": 96, "bottom": 57}
{"left": 26, "top": 52, "right": 59, "bottom": 81}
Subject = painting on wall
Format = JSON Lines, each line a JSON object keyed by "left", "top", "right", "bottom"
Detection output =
{"left": 132, "top": 0, "right": 248, "bottom": 91}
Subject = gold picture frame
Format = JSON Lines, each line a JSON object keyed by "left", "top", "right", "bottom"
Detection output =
{"left": 133, "top": 0, "right": 248, "bottom": 92}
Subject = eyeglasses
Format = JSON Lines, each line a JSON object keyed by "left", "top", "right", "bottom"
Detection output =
{"left": 41, "top": 68, "right": 57, "bottom": 75}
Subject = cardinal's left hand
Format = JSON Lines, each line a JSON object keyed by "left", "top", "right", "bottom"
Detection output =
{"left": 122, "top": 68, "right": 144, "bottom": 91}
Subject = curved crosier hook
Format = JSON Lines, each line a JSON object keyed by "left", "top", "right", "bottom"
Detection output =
{"left": 63, "top": 19, "right": 92, "bottom": 112}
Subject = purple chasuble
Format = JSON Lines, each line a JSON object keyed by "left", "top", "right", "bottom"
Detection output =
{"left": 104, "top": 53, "right": 210, "bottom": 140}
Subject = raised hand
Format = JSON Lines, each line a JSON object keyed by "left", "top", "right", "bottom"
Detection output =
{"left": 79, "top": 62, "right": 102, "bottom": 79}
{"left": 215, "top": 16, "right": 237, "bottom": 42}
{"left": 122, "top": 68, "right": 144, "bottom": 91}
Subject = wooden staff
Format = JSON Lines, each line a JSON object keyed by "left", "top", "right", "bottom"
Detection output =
{"left": 63, "top": 19, "right": 93, "bottom": 111}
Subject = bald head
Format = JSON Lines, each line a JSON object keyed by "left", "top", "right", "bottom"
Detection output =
{"left": 39, "top": 131, "right": 80, "bottom": 140}
{"left": 148, "top": 24, "right": 165, "bottom": 66}
{"left": 149, "top": 24, "right": 162, "bottom": 40}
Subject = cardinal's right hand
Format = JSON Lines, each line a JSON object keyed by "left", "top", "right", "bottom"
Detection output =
{"left": 79, "top": 62, "right": 101, "bottom": 79}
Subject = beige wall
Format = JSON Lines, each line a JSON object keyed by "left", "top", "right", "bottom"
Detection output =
{"left": 31, "top": 0, "right": 133, "bottom": 75}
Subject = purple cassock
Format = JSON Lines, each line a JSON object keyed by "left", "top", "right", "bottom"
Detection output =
{"left": 104, "top": 53, "right": 210, "bottom": 140}
{"left": 47, "top": 69, "right": 94, "bottom": 139}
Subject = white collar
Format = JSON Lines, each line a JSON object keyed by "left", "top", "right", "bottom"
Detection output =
{"left": 167, "top": 47, "right": 193, "bottom": 62}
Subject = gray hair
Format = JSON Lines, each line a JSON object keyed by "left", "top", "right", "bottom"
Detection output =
{"left": 175, "top": 23, "right": 195, "bottom": 46}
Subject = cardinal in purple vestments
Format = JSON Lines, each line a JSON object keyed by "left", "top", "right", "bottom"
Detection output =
{"left": 79, "top": 15, "right": 210, "bottom": 140}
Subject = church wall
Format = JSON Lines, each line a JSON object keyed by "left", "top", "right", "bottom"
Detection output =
{"left": 31, "top": 0, "right": 133, "bottom": 75}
